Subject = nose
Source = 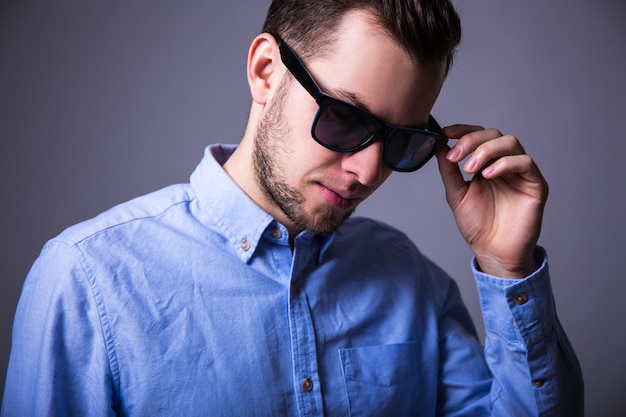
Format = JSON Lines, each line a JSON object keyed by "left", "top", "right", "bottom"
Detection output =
{"left": 341, "top": 138, "right": 388, "bottom": 187}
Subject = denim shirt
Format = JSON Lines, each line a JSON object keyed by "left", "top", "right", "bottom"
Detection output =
{"left": 2, "top": 145, "right": 583, "bottom": 416}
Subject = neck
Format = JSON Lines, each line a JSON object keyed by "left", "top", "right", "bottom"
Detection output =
{"left": 223, "top": 109, "right": 301, "bottom": 240}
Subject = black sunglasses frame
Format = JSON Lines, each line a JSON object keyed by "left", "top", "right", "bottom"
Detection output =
{"left": 270, "top": 33, "right": 449, "bottom": 172}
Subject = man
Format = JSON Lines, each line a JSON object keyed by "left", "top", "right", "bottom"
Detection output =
{"left": 2, "top": 0, "right": 583, "bottom": 416}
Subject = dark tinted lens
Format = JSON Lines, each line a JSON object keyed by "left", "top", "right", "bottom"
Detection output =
{"left": 313, "top": 100, "right": 378, "bottom": 150}
{"left": 385, "top": 131, "right": 438, "bottom": 171}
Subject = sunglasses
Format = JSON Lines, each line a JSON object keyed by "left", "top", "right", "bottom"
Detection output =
{"left": 271, "top": 33, "right": 448, "bottom": 172}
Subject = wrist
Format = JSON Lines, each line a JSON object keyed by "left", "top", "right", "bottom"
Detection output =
{"left": 474, "top": 251, "right": 539, "bottom": 279}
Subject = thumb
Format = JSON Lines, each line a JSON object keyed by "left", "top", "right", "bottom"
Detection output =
{"left": 436, "top": 147, "right": 467, "bottom": 208}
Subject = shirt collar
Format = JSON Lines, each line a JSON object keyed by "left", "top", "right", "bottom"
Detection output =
{"left": 190, "top": 144, "right": 336, "bottom": 264}
{"left": 190, "top": 144, "right": 274, "bottom": 263}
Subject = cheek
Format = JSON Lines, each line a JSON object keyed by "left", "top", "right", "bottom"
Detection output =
{"left": 282, "top": 86, "right": 370, "bottom": 178}
{"left": 284, "top": 90, "right": 336, "bottom": 156}
{"left": 285, "top": 82, "right": 320, "bottom": 134}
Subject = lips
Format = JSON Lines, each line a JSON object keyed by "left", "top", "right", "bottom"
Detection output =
{"left": 317, "top": 183, "right": 362, "bottom": 210}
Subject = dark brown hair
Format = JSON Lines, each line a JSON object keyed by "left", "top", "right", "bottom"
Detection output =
{"left": 261, "top": 0, "right": 461, "bottom": 70}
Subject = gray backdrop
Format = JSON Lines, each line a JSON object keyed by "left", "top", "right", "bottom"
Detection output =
{"left": 1, "top": 0, "right": 624, "bottom": 415}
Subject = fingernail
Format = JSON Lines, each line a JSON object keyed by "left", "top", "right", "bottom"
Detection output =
{"left": 465, "top": 157, "right": 476, "bottom": 171}
{"left": 447, "top": 147, "right": 461, "bottom": 161}
{"left": 482, "top": 165, "right": 495, "bottom": 176}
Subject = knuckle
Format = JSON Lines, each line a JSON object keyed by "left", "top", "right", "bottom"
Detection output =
{"left": 519, "top": 154, "right": 533, "bottom": 165}
{"left": 502, "top": 133, "right": 518, "bottom": 143}
{"left": 502, "top": 133, "right": 526, "bottom": 153}
{"left": 486, "top": 127, "right": 503, "bottom": 137}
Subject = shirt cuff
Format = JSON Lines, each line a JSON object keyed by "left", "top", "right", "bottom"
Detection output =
{"left": 473, "top": 247, "right": 556, "bottom": 346}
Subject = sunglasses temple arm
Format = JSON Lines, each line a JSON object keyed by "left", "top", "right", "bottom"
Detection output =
{"left": 270, "top": 33, "right": 325, "bottom": 102}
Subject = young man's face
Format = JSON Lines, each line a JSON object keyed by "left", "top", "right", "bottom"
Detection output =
{"left": 254, "top": 10, "right": 446, "bottom": 236}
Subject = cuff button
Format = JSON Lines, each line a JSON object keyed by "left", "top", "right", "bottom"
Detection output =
{"left": 514, "top": 292, "right": 529, "bottom": 305}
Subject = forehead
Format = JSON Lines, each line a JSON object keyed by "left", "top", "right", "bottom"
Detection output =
{"left": 305, "top": 10, "right": 446, "bottom": 126}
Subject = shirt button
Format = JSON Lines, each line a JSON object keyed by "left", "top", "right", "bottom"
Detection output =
{"left": 301, "top": 377, "right": 313, "bottom": 392}
{"left": 291, "top": 282, "right": 300, "bottom": 295}
{"left": 269, "top": 227, "right": 282, "bottom": 239}
{"left": 514, "top": 292, "right": 529, "bottom": 305}
{"left": 240, "top": 239, "right": 250, "bottom": 251}
{"left": 532, "top": 379, "right": 545, "bottom": 388}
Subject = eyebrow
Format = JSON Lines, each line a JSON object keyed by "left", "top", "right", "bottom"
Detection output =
{"left": 329, "top": 88, "right": 375, "bottom": 115}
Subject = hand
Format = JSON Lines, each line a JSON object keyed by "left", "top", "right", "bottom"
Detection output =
{"left": 436, "top": 124, "right": 549, "bottom": 279}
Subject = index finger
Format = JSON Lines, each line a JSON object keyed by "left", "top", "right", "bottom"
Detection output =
{"left": 441, "top": 124, "right": 485, "bottom": 139}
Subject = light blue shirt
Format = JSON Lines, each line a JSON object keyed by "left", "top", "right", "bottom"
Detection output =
{"left": 2, "top": 144, "right": 583, "bottom": 416}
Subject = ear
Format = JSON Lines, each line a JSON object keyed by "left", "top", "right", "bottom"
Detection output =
{"left": 247, "top": 33, "right": 281, "bottom": 105}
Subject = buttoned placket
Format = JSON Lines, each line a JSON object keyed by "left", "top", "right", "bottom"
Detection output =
{"left": 261, "top": 224, "right": 324, "bottom": 415}
{"left": 287, "top": 233, "right": 324, "bottom": 417}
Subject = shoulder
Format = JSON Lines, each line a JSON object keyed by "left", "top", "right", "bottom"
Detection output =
{"left": 328, "top": 216, "right": 423, "bottom": 267}
{"left": 332, "top": 216, "right": 454, "bottom": 292}
{"left": 337, "top": 216, "right": 415, "bottom": 249}
{"left": 26, "top": 183, "right": 198, "bottom": 296}
{"left": 53, "top": 183, "right": 194, "bottom": 247}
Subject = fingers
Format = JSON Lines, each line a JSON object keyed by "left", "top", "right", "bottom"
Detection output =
{"left": 442, "top": 124, "right": 485, "bottom": 139}
{"left": 441, "top": 124, "right": 548, "bottom": 196}
{"left": 444, "top": 126, "right": 526, "bottom": 175}
{"left": 435, "top": 146, "right": 467, "bottom": 208}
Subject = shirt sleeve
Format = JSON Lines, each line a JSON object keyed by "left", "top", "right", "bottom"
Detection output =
{"left": 1, "top": 241, "right": 116, "bottom": 417}
{"left": 473, "top": 247, "right": 584, "bottom": 416}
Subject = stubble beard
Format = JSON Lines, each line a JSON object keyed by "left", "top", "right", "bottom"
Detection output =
{"left": 252, "top": 78, "right": 354, "bottom": 236}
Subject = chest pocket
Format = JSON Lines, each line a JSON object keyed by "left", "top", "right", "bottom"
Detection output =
{"left": 339, "top": 342, "right": 422, "bottom": 416}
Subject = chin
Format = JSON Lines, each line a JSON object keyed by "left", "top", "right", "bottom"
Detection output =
{"left": 302, "top": 207, "right": 355, "bottom": 236}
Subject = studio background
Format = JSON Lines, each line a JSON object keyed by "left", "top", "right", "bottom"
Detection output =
{"left": 1, "top": 1, "right": 624, "bottom": 415}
